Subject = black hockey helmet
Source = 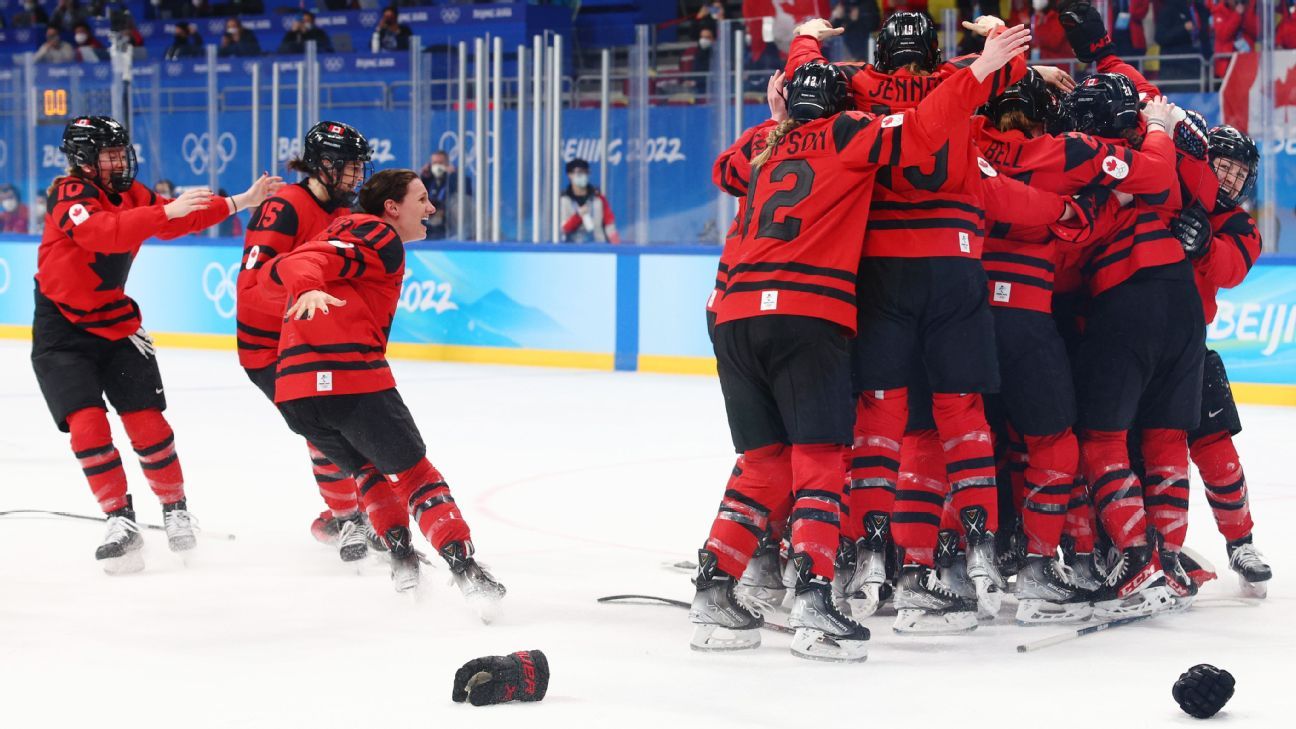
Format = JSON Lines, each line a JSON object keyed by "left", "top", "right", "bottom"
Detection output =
{"left": 1207, "top": 124, "right": 1259, "bottom": 208}
{"left": 784, "top": 61, "right": 850, "bottom": 122}
{"left": 985, "top": 68, "right": 1057, "bottom": 127}
{"left": 1063, "top": 73, "right": 1140, "bottom": 138}
{"left": 301, "top": 120, "right": 373, "bottom": 206}
{"left": 875, "top": 12, "right": 942, "bottom": 74}
{"left": 61, "top": 116, "right": 137, "bottom": 193}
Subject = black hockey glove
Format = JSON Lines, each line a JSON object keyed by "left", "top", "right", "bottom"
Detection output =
{"left": 1170, "top": 204, "right": 1212, "bottom": 259}
{"left": 1172, "top": 664, "right": 1235, "bottom": 719}
{"left": 452, "top": 650, "right": 549, "bottom": 706}
{"left": 1058, "top": 1, "right": 1114, "bottom": 63}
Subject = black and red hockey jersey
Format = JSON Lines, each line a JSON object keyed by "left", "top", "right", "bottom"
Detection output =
{"left": 258, "top": 214, "right": 405, "bottom": 403}
{"left": 1194, "top": 206, "right": 1262, "bottom": 324}
{"left": 716, "top": 66, "right": 994, "bottom": 332}
{"left": 710, "top": 119, "right": 776, "bottom": 315}
{"left": 236, "top": 182, "right": 350, "bottom": 369}
{"left": 36, "top": 176, "right": 230, "bottom": 340}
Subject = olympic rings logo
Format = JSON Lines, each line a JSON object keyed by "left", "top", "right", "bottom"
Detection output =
{"left": 324, "top": 57, "right": 344, "bottom": 73}
{"left": 182, "top": 132, "right": 238, "bottom": 176}
{"left": 202, "top": 261, "right": 238, "bottom": 319}
{"left": 0, "top": 258, "right": 10, "bottom": 297}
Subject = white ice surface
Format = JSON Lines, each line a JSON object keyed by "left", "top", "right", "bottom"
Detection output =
{"left": 1, "top": 341, "right": 1293, "bottom": 728}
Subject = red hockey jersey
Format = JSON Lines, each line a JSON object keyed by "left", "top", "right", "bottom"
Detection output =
{"left": 257, "top": 214, "right": 406, "bottom": 403}
{"left": 236, "top": 182, "right": 350, "bottom": 369}
{"left": 710, "top": 119, "right": 776, "bottom": 314}
{"left": 36, "top": 176, "right": 230, "bottom": 340}
{"left": 716, "top": 67, "right": 994, "bottom": 332}
{"left": 1194, "top": 206, "right": 1262, "bottom": 324}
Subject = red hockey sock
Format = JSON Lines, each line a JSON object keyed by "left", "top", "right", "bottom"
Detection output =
{"left": 1141, "top": 428, "right": 1191, "bottom": 551}
{"left": 356, "top": 466, "right": 409, "bottom": 538}
{"left": 931, "top": 393, "right": 998, "bottom": 533}
{"left": 1080, "top": 429, "right": 1148, "bottom": 549}
{"left": 893, "top": 430, "right": 946, "bottom": 567}
{"left": 119, "top": 409, "right": 184, "bottom": 505}
{"left": 1190, "top": 431, "right": 1254, "bottom": 543}
{"left": 1005, "top": 428, "right": 1028, "bottom": 517}
{"left": 788, "top": 443, "right": 846, "bottom": 580}
{"left": 393, "top": 458, "right": 472, "bottom": 551}
{"left": 705, "top": 445, "right": 792, "bottom": 578}
{"left": 1021, "top": 429, "right": 1079, "bottom": 555}
{"left": 838, "top": 448, "right": 857, "bottom": 541}
{"left": 1065, "top": 477, "right": 1097, "bottom": 554}
{"left": 306, "top": 442, "right": 360, "bottom": 518}
{"left": 849, "top": 388, "right": 906, "bottom": 537}
{"left": 68, "top": 407, "right": 129, "bottom": 513}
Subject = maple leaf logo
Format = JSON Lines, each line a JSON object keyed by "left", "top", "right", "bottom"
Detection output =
{"left": 1277, "top": 63, "right": 1296, "bottom": 109}
{"left": 1104, "top": 158, "right": 1118, "bottom": 172}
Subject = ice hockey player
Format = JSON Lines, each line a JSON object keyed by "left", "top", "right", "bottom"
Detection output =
{"left": 690, "top": 26, "right": 1034, "bottom": 661}
{"left": 33, "top": 115, "right": 281, "bottom": 573}
{"left": 237, "top": 120, "right": 379, "bottom": 563}
{"left": 255, "top": 169, "right": 505, "bottom": 620}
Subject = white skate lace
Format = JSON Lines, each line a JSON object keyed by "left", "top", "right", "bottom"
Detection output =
{"left": 1052, "top": 559, "right": 1080, "bottom": 588}
{"left": 1230, "top": 544, "right": 1267, "bottom": 571}
{"left": 338, "top": 518, "right": 366, "bottom": 550}
{"left": 1103, "top": 553, "right": 1129, "bottom": 588}
{"left": 163, "top": 509, "right": 196, "bottom": 535}
{"left": 735, "top": 591, "right": 774, "bottom": 618}
{"left": 924, "top": 569, "right": 961, "bottom": 599}
{"left": 105, "top": 514, "right": 141, "bottom": 543}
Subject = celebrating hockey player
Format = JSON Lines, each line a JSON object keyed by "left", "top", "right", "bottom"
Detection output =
{"left": 33, "top": 115, "right": 281, "bottom": 573}
{"left": 690, "top": 25, "right": 1034, "bottom": 661}
{"left": 254, "top": 169, "right": 506, "bottom": 618}
{"left": 237, "top": 120, "right": 377, "bottom": 563}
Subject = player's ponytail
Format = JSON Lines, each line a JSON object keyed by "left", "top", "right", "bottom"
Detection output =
{"left": 752, "top": 119, "right": 800, "bottom": 168}
{"left": 996, "top": 110, "right": 1033, "bottom": 133}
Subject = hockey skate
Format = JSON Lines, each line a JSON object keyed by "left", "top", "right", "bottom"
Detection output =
{"left": 844, "top": 511, "right": 891, "bottom": 619}
{"left": 1227, "top": 536, "right": 1271, "bottom": 599}
{"left": 787, "top": 553, "right": 870, "bottom": 662}
{"left": 961, "top": 507, "right": 1006, "bottom": 618}
{"left": 736, "top": 534, "right": 786, "bottom": 612}
{"left": 382, "top": 526, "right": 420, "bottom": 594}
{"left": 310, "top": 510, "right": 341, "bottom": 546}
{"left": 96, "top": 495, "right": 144, "bottom": 575}
{"left": 1090, "top": 544, "right": 1172, "bottom": 619}
{"left": 690, "top": 549, "right": 763, "bottom": 652}
{"left": 441, "top": 541, "right": 506, "bottom": 623}
{"left": 335, "top": 514, "right": 368, "bottom": 563}
{"left": 1014, "top": 555, "right": 1093, "bottom": 625}
{"left": 161, "top": 498, "right": 197, "bottom": 553}
{"left": 1060, "top": 535, "right": 1104, "bottom": 591}
{"left": 1160, "top": 548, "right": 1199, "bottom": 612}
{"left": 893, "top": 564, "right": 978, "bottom": 635}
{"left": 829, "top": 536, "right": 857, "bottom": 616}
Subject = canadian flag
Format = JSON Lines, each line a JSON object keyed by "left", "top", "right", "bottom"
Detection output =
{"left": 743, "top": 0, "right": 831, "bottom": 62}
{"left": 327, "top": 124, "right": 344, "bottom": 134}
{"left": 1220, "top": 50, "right": 1296, "bottom": 135}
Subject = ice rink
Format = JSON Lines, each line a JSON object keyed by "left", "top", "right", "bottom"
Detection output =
{"left": 1, "top": 340, "right": 1292, "bottom": 728}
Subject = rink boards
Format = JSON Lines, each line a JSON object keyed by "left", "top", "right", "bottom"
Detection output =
{"left": 0, "top": 235, "right": 1293, "bottom": 405}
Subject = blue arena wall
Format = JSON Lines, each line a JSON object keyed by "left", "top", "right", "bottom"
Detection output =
{"left": 1, "top": 234, "right": 1294, "bottom": 404}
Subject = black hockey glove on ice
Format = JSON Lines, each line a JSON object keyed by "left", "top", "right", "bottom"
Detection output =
{"left": 1059, "top": 1, "right": 1114, "bottom": 63}
{"left": 1170, "top": 204, "right": 1212, "bottom": 259}
{"left": 452, "top": 650, "right": 550, "bottom": 706}
{"left": 1172, "top": 664, "right": 1235, "bottom": 719}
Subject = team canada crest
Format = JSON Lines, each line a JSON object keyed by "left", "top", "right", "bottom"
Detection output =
{"left": 328, "top": 124, "right": 344, "bottom": 134}
{"left": 1101, "top": 155, "right": 1130, "bottom": 180}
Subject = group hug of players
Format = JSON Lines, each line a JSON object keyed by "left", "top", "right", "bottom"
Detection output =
{"left": 689, "top": 1, "right": 1273, "bottom": 663}
{"left": 32, "top": 112, "right": 504, "bottom": 618}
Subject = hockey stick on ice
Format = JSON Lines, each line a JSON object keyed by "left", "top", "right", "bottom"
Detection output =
{"left": 1016, "top": 612, "right": 1156, "bottom": 653}
{"left": 597, "top": 594, "right": 797, "bottom": 634}
{"left": 0, "top": 509, "right": 237, "bottom": 540}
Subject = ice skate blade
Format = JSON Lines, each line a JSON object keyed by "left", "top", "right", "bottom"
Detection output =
{"left": 100, "top": 549, "right": 145, "bottom": 575}
{"left": 846, "top": 584, "right": 881, "bottom": 620}
{"left": 1014, "top": 599, "right": 1093, "bottom": 626}
{"left": 689, "top": 624, "right": 761, "bottom": 652}
{"left": 1238, "top": 575, "right": 1269, "bottom": 599}
{"left": 789, "top": 628, "right": 868, "bottom": 663}
{"left": 892, "top": 608, "right": 978, "bottom": 635}
{"left": 1092, "top": 586, "right": 1173, "bottom": 620}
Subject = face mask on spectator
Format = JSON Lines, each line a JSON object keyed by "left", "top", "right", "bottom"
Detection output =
{"left": 570, "top": 173, "right": 589, "bottom": 188}
{"left": 430, "top": 163, "right": 447, "bottom": 177}
{"left": 1, "top": 199, "right": 17, "bottom": 213}
{"left": 75, "top": 32, "right": 89, "bottom": 44}
{"left": 698, "top": 37, "right": 714, "bottom": 50}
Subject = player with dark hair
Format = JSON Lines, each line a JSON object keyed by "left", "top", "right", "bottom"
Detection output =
{"left": 255, "top": 169, "right": 506, "bottom": 618}
{"left": 689, "top": 27, "right": 1033, "bottom": 661}
{"left": 1169, "top": 125, "right": 1272, "bottom": 598}
{"left": 34, "top": 115, "right": 280, "bottom": 573}
{"left": 237, "top": 120, "right": 377, "bottom": 563}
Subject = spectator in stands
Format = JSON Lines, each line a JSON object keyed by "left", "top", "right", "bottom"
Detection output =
{"left": 1105, "top": 0, "right": 1148, "bottom": 58}
{"left": 12, "top": 1, "right": 50, "bottom": 29}
{"left": 1279, "top": 1, "right": 1296, "bottom": 49}
{"left": 72, "top": 20, "right": 106, "bottom": 61}
{"left": 34, "top": 26, "right": 77, "bottom": 64}
{"left": 1033, "top": 1, "right": 1071, "bottom": 60}
{"left": 49, "top": 0, "right": 88, "bottom": 32}
{"left": 278, "top": 11, "right": 333, "bottom": 54}
{"left": 560, "top": 159, "right": 620, "bottom": 244}
{"left": 0, "top": 184, "right": 30, "bottom": 234}
{"left": 165, "top": 23, "right": 204, "bottom": 59}
{"left": 695, "top": 1, "right": 725, "bottom": 33}
{"left": 1155, "top": 0, "right": 1200, "bottom": 80}
{"left": 1208, "top": 0, "right": 1258, "bottom": 77}
{"left": 419, "top": 150, "right": 472, "bottom": 240}
{"left": 832, "top": 0, "right": 880, "bottom": 62}
{"left": 680, "top": 26, "right": 715, "bottom": 94}
{"left": 371, "top": 6, "right": 412, "bottom": 52}
{"left": 154, "top": 179, "right": 176, "bottom": 199}
{"left": 219, "top": 17, "right": 261, "bottom": 57}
